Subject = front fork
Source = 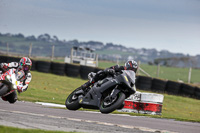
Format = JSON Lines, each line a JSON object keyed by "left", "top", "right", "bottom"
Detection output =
{"left": 110, "top": 85, "right": 121, "bottom": 99}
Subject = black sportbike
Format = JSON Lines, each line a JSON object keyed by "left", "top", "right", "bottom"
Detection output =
{"left": 65, "top": 70, "right": 136, "bottom": 114}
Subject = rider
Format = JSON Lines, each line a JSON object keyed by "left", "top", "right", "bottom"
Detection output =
{"left": 81, "top": 60, "right": 138, "bottom": 90}
{"left": 0, "top": 57, "right": 32, "bottom": 102}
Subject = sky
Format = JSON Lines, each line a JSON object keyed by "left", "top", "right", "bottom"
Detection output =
{"left": 0, "top": 0, "right": 200, "bottom": 56}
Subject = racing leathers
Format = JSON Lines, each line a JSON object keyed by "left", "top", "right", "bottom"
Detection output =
{"left": 81, "top": 65, "right": 125, "bottom": 90}
{"left": 0, "top": 62, "right": 32, "bottom": 92}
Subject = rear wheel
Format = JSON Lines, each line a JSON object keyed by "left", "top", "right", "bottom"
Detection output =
{"left": 6, "top": 91, "right": 17, "bottom": 104}
{"left": 0, "top": 85, "right": 9, "bottom": 96}
{"left": 100, "top": 92, "right": 125, "bottom": 114}
{"left": 65, "top": 88, "right": 82, "bottom": 110}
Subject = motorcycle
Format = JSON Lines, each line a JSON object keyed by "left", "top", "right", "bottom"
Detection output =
{"left": 0, "top": 68, "right": 25, "bottom": 103}
{"left": 65, "top": 70, "right": 136, "bottom": 114}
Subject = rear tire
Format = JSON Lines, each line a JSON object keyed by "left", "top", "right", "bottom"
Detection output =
{"left": 65, "top": 88, "right": 81, "bottom": 110}
{"left": 6, "top": 91, "right": 17, "bottom": 104}
{"left": 0, "top": 85, "right": 9, "bottom": 96}
{"left": 100, "top": 92, "right": 125, "bottom": 114}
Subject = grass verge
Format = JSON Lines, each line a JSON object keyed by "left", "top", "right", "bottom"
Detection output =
{"left": 0, "top": 125, "right": 79, "bottom": 133}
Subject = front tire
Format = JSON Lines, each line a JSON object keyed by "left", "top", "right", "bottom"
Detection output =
{"left": 65, "top": 88, "right": 81, "bottom": 110}
{"left": 100, "top": 92, "right": 125, "bottom": 114}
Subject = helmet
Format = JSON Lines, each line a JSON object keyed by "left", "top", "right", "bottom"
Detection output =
{"left": 125, "top": 60, "right": 138, "bottom": 72}
{"left": 19, "top": 57, "right": 32, "bottom": 71}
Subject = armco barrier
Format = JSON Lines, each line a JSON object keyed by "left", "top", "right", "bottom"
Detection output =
{"left": 135, "top": 76, "right": 152, "bottom": 91}
{"left": 65, "top": 63, "right": 80, "bottom": 77}
{"left": 180, "top": 83, "right": 196, "bottom": 97}
{"left": 80, "top": 65, "right": 96, "bottom": 80}
{"left": 165, "top": 80, "right": 181, "bottom": 95}
{"left": 51, "top": 62, "right": 65, "bottom": 76}
{"left": 36, "top": 61, "right": 51, "bottom": 73}
{"left": 151, "top": 78, "right": 167, "bottom": 93}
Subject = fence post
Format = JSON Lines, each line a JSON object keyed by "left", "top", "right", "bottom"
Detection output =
{"left": 51, "top": 45, "right": 55, "bottom": 61}
{"left": 136, "top": 61, "right": 141, "bottom": 75}
{"left": 70, "top": 47, "right": 73, "bottom": 63}
{"left": 29, "top": 43, "right": 32, "bottom": 58}
{"left": 96, "top": 54, "right": 98, "bottom": 67}
{"left": 188, "top": 67, "right": 192, "bottom": 83}
{"left": 157, "top": 64, "right": 160, "bottom": 78}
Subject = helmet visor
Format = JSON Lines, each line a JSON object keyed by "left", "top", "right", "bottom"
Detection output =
{"left": 23, "top": 65, "right": 31, "bottom": 71}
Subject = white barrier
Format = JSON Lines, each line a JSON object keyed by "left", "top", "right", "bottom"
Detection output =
{"left": 120, "top": 92, "right": 164, "bottom": 115}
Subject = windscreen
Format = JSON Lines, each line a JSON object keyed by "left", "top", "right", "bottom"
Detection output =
{"left": 123, "top": 70, "right": 136, "bottom": 84}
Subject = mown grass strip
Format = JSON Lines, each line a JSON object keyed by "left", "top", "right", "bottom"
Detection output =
{"left": 0, "top": 125, "right": 80, "bottom": 133}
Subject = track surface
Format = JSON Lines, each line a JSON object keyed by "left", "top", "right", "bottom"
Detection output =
{"left": 0, "top": 100, "right": 200, "bottom": 133}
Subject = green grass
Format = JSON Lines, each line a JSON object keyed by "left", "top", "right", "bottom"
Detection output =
{"left": 18, "top": 71, "right": 86, "bottom": 105}
{"left": 18, "top": 71, "right": 200, "bottom": 122}
{"left": 0, "top": 125, "right": 79, "bottom": 133}
{"left": 139, "top": 64, "right": 200, "bottom": 83}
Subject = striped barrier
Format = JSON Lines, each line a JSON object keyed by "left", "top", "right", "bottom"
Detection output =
{"left": 120, "top": 92, "right": 164, "bottom": 115}
{"left": 121, "top": 91, "right": 141, "bottom": 113}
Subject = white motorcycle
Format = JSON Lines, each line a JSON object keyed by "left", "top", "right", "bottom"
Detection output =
{"left": 0, "top": 68, "right": 25, "bottom": 103}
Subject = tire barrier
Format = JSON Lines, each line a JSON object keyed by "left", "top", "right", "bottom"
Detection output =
{"left": 0, "top": 55, "right": 8, "bottom": 63}
{"left": 30, "top": 59, "right": 36, "bottom": 71}
{"left": 51, "top": 62, "right": 65, "bottom": 76}
{"left": 135, "top": 76, "right": 152, "bottom": 91}
{"left": 65, "top": 63, "right": 80, "bottom": 77}
{"left": 180, "top": 83, "right": 196, "bottom": 97}
{"left": 165, "top": 80, "right": 181, "bottom": 95}
{"left": 120, "top": 92, "right": 164, "bottom": 115}
{"left": 36, "top": 61, "right": 51, "bottom": 73}
{"left": 94, "top": 67, "right": 103, "bottom": 73}
{"left": 194, "top": 87, "right": 200, "bottom": 99}
{"left": 7, "top": 56, "right": 21, "bottom": 63}
{"left": 151, "top": 78, "right": 167, "bottom": 93}
{"left": 80, "top": 65, "right": 96, "bottom": 80}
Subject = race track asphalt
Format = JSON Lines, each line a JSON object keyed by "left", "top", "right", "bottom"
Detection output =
{"left": 0, "top": 99, "right": 200, "bottom": 133}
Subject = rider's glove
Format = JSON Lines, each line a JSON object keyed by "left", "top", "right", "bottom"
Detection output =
{"left": 88, "top": 72, "right": 96, "bottom": 81}
{"left": 105, "top": 69, "right": 115, "bottom": 76}
{"left": 0, "top": 63, "right": 8, "bottom": 72}
{"left": 17, "top": 86, "right": 23, "bottom": 93}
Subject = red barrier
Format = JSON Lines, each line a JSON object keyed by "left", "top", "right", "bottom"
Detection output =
{"left": 120, "top": 92, "right": 164, "bottom": 115}
{"left": 138, "top": 102, "right": 162, "bottom": 115}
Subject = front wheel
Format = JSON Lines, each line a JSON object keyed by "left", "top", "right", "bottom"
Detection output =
{"left": 65, "top": 88, "right": 82, "bottom": 110}
{"left": 100, "top": 92, "right": 125, "bottom": 114}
